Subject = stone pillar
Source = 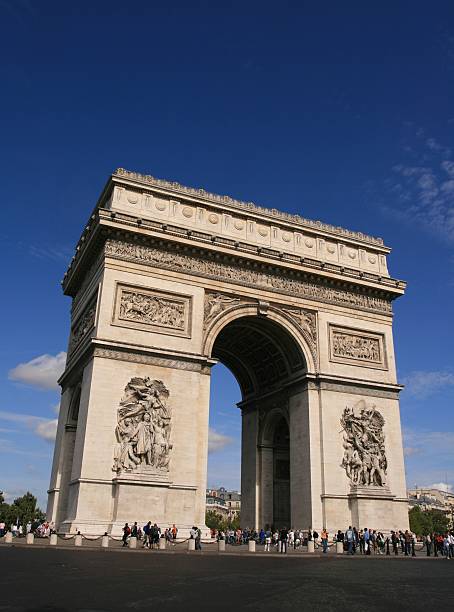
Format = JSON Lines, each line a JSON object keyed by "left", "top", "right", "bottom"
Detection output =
{"left": 307, "top": 540, "right": 315, "bottom": 553}
{"left": 258, "top": 445, "right": 273, "bottom": 528}
{"left": 188, "top": 538, "right": 195, "bottom": 551}
{"left": 101, "top": 535, "right": 109, "bottom": 548}
{"left": 159, "top": 537, "right": 166, "bottom": 550}
{"left": 50, "top": 533, "right": 58, "bottom": 546}
{"left": 218, "top": 539, "right": 225, "bottom": 552}
{"left": 128, "top": 536, "right": 137, "bottom": 549}
{"left": 26, "top": 533, "right": 34, "bottom": 545}
{"left": 74, "top": 534, "right": 82, "bottom": 546}
{"left": 336, "top": 541, "right": 344, "bottom": 554}
{"left": 248, "top": 540, "right": 256, "bottom": 552}
{"left": 241, "top": 408, "right": 259, "bottom": 528}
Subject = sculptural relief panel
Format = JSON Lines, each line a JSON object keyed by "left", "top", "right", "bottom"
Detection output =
{"left": 340, "top": 400, "right": 387, "bottom": 488}
{"left": 69, "top": 295, "right": 97, "bottom": 355}
{"left": 113, "top": 377, "right": 172, "bottom": 477}
{"left": 329, "top": 325, "right": 386, "bottom": 369}
{"left": 112, "top": 283, "right": 192, "bottom": 338}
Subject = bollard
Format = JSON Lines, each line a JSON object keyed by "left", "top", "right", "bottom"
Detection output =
{"left": 218, "top": 539, "right": 226, "bottom": 552}
{"left": 128, "top": 536, "right": 137, "bottom": 549}
{"left": 26, "top": 533, "right": 34, "bottom": 545}
{"left": 5, "top": 532, "right": 13, "bottom": 544}
{"left": 307, "top": 540, "right": 315, "bottom": 553}
{"left": 336, "top": 541, "right": 343, "bottom": 554}
{"left": 50, "top": 533, "right": 58, "bottom": 546}
{"left": 75, "top": 534, "right": 82, "bottom": 547}
{"left": 248, "top": 540, "right": 256, "bottom": 553}
{"left": 102, "top": 535, "right": 109, "bottom": 548}
{"left": 159, "top": 538, "right": 166, "bottom": 550}
{"left": 188, "top": 538, "right": 195, "bottom": 551}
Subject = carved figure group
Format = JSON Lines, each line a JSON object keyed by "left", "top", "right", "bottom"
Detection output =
{"left": 333, "top": 333, "right": 380, "bottom": 362}
{"left": 119, "top": 291, "right": 185, "bottom": 329}
{"left": 340, "top": 400, "right": 387, "bottom": 487}
{"left": 113, "top": 377, "right": 172, "bottom": 473}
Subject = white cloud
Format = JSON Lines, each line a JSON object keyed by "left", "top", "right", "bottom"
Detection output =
{"left": 8, "top": 352, "right": 66, "bottom": 390}
{"left": 430, "top": 482, "right": 453, "bottom": 492}
{"left": 401, "top": 370, "right": 454, "bottom": 398}
{"left": 0, "top": 410, "right": 57, "bottom": 443}
{"left": 208, "top": 427, "right": 232, "bottom": 453}
{"left": 404, "top": 447, "right": 422, "bottom": 457}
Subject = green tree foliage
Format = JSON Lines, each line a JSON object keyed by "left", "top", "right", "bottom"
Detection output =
{"left": 409, "top": 506, "right": 450, "bottom": 535}
{"left": 0, "top": 491, "right": 45, "bottom": 528}
{"left": 205, "top": 510, "right": 241, "bottom": 532}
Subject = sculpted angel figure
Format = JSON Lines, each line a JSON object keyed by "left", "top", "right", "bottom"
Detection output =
{"left": 204, "top": 293, "right": 240, "bottom": 325}
{"left": 113, "top": 417, "right": 140, "bottom": 471}
{"left": 134, "top": 412, "right": 153, "bottom": 465}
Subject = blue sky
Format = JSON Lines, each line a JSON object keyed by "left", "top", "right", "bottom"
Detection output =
{"left": 1, "top": 1, "right": 454, "bottom": 508}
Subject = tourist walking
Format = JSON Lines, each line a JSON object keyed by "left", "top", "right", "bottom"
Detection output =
{"left": 321, "top": 528, "right": 329, "bottom": 553}
{"left": 279, "top": 527, "right": 288, "bottom": 553}
{"left": 345, "top": 526, "right": 354, "bottom": 555}
{"left": 122, "top": 523, "right": 130, "bottom": 547}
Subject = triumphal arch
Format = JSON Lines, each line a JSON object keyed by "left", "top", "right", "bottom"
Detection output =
{"left": 47, "top": 168, "right": 409, "bottom": 535}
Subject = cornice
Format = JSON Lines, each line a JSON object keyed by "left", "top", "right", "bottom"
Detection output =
{"left": 112, "top": 168, "right": 386, "bottom": 248}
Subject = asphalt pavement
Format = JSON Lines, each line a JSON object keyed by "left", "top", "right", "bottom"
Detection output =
{"left": 0, "top": 546, "right": 453, "bottom": 611}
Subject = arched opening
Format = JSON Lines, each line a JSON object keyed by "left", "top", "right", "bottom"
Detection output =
{"left": 208, "top": 313, "right": 308, "bottom": 529}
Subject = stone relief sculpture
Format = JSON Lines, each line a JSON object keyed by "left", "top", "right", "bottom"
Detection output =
{"left": 69, "top": 300, "right": 96, "bottom": 354}
{"left": 105, "top": 239, "right": 393, "bottom": 314}
{"left": 333, "top": 331, "right": 381, "bottom": 363}
{"left": 282, "top": 307, "right": 317, "bottom": 344}
{"left": 119, "top": 290, "right": 185, "bottom": 330}
{"left": 204, "top": 292, "right": 241, "bottom": 327}
{"left": 113, "top": 377, "right": 172, "bottom": 474}
{"left": 340, "top": 400, "right": 387, "bottom": 487}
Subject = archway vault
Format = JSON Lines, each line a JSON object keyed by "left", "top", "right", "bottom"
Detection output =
{"left": 203, "top": 303, "right": 317, "bottom": 402}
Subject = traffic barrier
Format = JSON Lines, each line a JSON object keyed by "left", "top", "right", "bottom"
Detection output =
{"left": 5, "top": 532, "right": 13, "bottom": 543}
{"left": 75, "top": 534, "right": 82, "bottom": 546}
{"left": 50, "top": 534, "right": 58, "bottom": 546}
{"left": 248, "top": 540, "right": 256, "bottom": 552}
{"left": 307, "top": 540, "right": 315, "bottom": 553}
{"left": 188, "top": 538, "right": 195, "bottom": 551}
{"left": 159, "top": 538, "right": 166, "bottom": 550}
{"left": 102, "top": 535, "right": 109, "bottom": 548}
{"left": 26, "top": 533, "right": 34, "bottom": 545}
{"left": 218, "top": 540, "right": 225, "bottom": 552}
{"left": 336, "top": 541, "right": 344, "bottom": 554}
{"left": 128, "top": 537, "right": 137, "bottom": 549}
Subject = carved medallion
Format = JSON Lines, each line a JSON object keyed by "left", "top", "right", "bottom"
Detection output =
{"left": 340, "top": 400, "right": 387, "bottom": 487}
{"left": 113, "top": 377, "right": 172, "bottom": 475}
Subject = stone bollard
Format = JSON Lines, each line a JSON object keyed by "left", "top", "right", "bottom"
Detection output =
{"left": 248, "top": 540, "right": 256, "bottom": 553}
{"left": 307, "top": 540, "right": 315, "bottom": 553}
{"left": 75, "top": 533, "right": 82, "bottom": 547}
{"left": 101, "top": 535, "right": 109, "bottom": 548}
{"left": 159, "top": 538, "right": 166, "bottom": 550}
{"left": 50, "top": 533, "right": 58, "bottom": 546}
{"left": 218, "top": 539, "right": 226, "bottom": 552}
{"left": 188, "top": 538, "right": 195, "bottom": 551}
{"left": 128, "top": 536, "right": 137, "bottom": 549}
{"left": 5, "top": 532, "right": 13, "bottom": 544}
{"left": 26, "top": 533, "right": 34, "bottom": 545}
{"left": 336, "top": 541, "right": 344, "bottom": 554}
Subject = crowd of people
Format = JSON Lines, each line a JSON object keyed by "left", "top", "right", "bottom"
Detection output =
{"left": 0, "top": 520, "right": 54, "bottom": 538}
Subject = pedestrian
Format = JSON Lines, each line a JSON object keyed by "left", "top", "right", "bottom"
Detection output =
{"left": 321, "top": 528, "right": 329, "bottom": 553}
{"left": 264, "top": 529, "right": 272, "bottom": 552}
{"left": 345, "top": 526, "right": 354, "bottom": 555}
{"left": 195, "top": 526, "right": 202, "bottom": 550}
{"left": 424, "top": 533, "right": 432, "bottom": 556}
{"left": 279, "top": 527, "right": 288, "bottom": 553}
{"left": 122, "top": 523, "right": 130, "bottom": 547}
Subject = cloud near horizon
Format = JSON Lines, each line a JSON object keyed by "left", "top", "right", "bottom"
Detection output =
{"left": 0, "top": 410, "right": 57, "bottom": 443}
{"left": 8, "top": 352, "right": 66, "bottom": 390}
{"left": 401, "top": 370, "right": 454, "bottom": 399}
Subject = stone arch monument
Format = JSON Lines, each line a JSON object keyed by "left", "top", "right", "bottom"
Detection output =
{"left": 47, "top": 168, "right": 409, "bottom": 535}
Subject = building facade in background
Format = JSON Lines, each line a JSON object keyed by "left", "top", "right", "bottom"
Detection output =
{"left": 47, "top": 168, "right": 409, "bottom": 535}
{"left": 206, "top": 487, "right": 241, "bottom": 520}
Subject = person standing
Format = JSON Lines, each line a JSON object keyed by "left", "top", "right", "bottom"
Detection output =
{"left": 424, "top": 533, "right": 432, "bottom": 556}
{"left": 122, "top": 523, "right": 130, "bottom": 547}
{"left": 321, "top": 528, "right": 329, "bottom": 554}
{"left": 195, "top": 526, "right": 202, "bottom": 550}
{"left": 279, "top": 527, "right": 288, "bottom": 553}
{"left": 345, "top": 526, "right": 354, "bottom": 555}
{"left": 264, "top": 529, "right": 272, "bottom": 552}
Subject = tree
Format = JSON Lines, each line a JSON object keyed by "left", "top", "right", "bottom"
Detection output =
{"left": 205, "top": 510, "right": 241, "bottom": 532}
{"left": 409, "top": 506, "right": 450, "bottom": 535}
{"left": 0, "top": 491, "right": 45, "bottom": 528}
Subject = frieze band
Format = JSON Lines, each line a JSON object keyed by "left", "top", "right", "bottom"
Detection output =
{"left": 105, "top": 239, "right": 392, "bottom": 314}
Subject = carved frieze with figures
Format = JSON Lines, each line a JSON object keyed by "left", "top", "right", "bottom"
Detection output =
{"left": 340, "top": 400, "right": 387, "bottom": 487}
{"left": 113, "top": 377, "right": 172, "bottom": 475}
{"left": 112, "top": 283, "right": 192, "bottom": 338}
{"left": 69, "top": 296, "right": 97, "bottom": 355}
{"left": 329, "top": 325, "right": 386, "bottom": 369}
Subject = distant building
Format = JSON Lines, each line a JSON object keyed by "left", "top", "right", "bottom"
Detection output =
{"left": 408, "top": 487, "right": 454, "bottom": 526}
{"left": 206, "top": 487, "right": 241, "bottom": 520}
